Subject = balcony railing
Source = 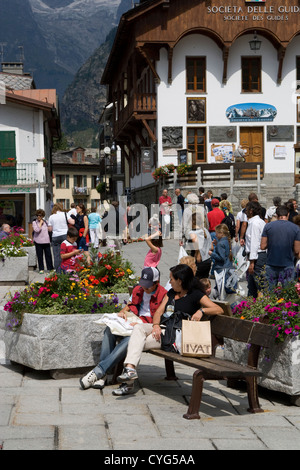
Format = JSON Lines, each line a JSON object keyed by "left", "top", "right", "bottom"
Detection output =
{"left": 115, "top": 92, "right": 157, "bottom": 136}
{"left": 0, "top": 163, "right": 38, "bottom": 185}
{"left": 72, "top": 186, "right": 90, "bottom": 196}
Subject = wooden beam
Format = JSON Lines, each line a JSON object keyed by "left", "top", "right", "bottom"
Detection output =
{"left": 142, "top": 118, "right": 157, "bottom": 143}
{"left": 222, "top": 46, "right": 229, "bottom": 85}
{"left": 138, "top": 47, "right": 161, "bottom": 83}
{"left": 168, "top": 46, "right": 173, "bottom": 84}
{"left": 277, "top": 46, "right": 286, "bottom": 84}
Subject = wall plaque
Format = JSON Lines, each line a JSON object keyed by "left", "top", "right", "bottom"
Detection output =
{"left": 209, "top": 126, "right": 237, "bottom": 142}
{"left": 267, "top": 126, "right": 294, "bottom": 142}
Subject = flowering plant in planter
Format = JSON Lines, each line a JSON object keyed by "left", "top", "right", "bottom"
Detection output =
{"left": 0, "top": 244, "right": 27, "bottom": 260}
{"left": 0, "top": 227, "right": 33, "bottom": 260}
{"left": 152, "top": 164, "right": 175, "bottom": 181}
{"left": 3, "top": 249, "right": 138, "bottom": 329}
{"left": 78, "top": 248, "right": 138, "bottom": 293}
{"left": 177, "top": 163, "right": 193, "bottom": 176}
{"left": 232, "top": 281, "right": 300, "bottom": 343}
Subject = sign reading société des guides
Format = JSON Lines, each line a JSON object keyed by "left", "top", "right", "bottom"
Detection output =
{"left": 207, "top": 2, "right": 300, "bottom": 21}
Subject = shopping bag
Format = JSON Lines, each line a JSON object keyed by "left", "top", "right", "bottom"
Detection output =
{"left": 178, "top": 245, "right": 188, "bottom": 262}
{"left": 181, "top": 320, "right": 212, "bottom": 357}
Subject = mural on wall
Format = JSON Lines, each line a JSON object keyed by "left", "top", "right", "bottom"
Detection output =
{"left": 162, "top": 127, "right": 183, "bottom": 148}
{"left": 187, "top": 98, "right": 206, "bottom": 123}
{"left": 226, "top": 103, "right": 277, "bottom": 122}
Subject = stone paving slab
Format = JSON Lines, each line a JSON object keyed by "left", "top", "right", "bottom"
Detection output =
{"left": 1, "top": 240, "right": 300, "bottom": 451}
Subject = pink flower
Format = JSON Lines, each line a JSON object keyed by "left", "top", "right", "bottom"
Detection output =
{"left": 51, "top": 293, "right": 59, "bottom": 299}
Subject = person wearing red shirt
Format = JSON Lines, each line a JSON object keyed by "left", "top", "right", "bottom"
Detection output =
{"left": 159, "top": 189, "right": 172, "bottom": 238}
{"left": 207, "top": 199, "right": 225, "bottom": 241}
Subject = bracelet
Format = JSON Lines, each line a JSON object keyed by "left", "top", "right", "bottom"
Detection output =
{"left": 199, "top": 308, "right": 205, "bottom": 315}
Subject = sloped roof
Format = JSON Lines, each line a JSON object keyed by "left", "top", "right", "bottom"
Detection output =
{"left": 0, "top": 72, "right": 35, "bottom": 90}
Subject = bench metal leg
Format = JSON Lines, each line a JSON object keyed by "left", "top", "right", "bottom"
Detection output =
{"left": 164, "top": 359, "right": 178, "bottom": 381}
{"left": 183, "top": 369, "right": 205, "bottom": 420}
{"left": 245, "top": 376, "right": 264, "bottom": 414}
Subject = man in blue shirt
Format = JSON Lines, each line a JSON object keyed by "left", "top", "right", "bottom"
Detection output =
{"left": 261, "top": 205, "right": 300, "bottom": 288}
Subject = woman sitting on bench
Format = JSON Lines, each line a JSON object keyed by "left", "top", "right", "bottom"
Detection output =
{"left": 114, "top": 263, "right": 223, "bottom": 396}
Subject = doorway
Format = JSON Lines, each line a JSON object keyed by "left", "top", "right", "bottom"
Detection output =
{"left": 240, "top": 127, "right": 264, "bottom": 178}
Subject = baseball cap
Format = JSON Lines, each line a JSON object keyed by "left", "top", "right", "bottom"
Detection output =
{"left": 139, "top": 267, "right": 160, "bottom": 288}
{"left": 211, "top": 198, "right": 220, "bottom": 206}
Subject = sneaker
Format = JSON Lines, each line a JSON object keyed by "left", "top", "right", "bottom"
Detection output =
{"left": 79, "top": 370, "right": 98, "bottom": 390}
{"left": 112, "top": 382, "right": 134, "bottom": 396}
{"left": 117, "top": 367, "right": 138, "bottom": 383}
{"left": 39, "top": 270, "right": 44, "bottom": 274}
{"left": 92, "top": 375, "right": 107, "bottom": 390}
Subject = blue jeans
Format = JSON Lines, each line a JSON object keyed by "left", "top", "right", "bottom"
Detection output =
{"left": 247, "top": 251, "right": 267, "bottom": 298}
{"left": 93, "top": 327, "right": 130, "bottom": 379}
{"left": 265, "top": 264, "right": 294, "bottom": 290}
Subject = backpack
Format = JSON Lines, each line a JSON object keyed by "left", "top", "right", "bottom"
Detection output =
{"left": 221, "top": 211, "right": 235, "bottom": 239}
{"left": 160, "top": 311, "right": 191, "bottom": 353}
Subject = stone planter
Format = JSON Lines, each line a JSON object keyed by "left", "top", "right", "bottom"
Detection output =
{"left": 0, "top": 309, "right": 106, "bottom": 375}
{"left": 0, "top": 291, "right": 130, "bottom": 377}
{"left": 0, "top": 255, "right": 29, "bottom": 284}
{"left": 224, "top": 337, "right": 300, "bottom": 405}
{"left": 24, "top": 245, "right": 37, "bottom": 269}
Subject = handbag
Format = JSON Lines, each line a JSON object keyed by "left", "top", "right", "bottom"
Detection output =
{"left": 181, "top": 320, "right": 212, "bottom": 357}
{"left": 161, "top": 311, "right": 191, "bottom": 353}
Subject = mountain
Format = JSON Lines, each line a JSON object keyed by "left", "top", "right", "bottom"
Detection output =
{"left": 0, "top": 0, "right": 124, "bottom": 98}
{"left": 60, "top": 0, "right": 133, "bottom": 146}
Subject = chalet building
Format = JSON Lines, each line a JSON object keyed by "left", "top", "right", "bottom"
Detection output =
{"left": 52, "top": 147, "right": 101, "bottom": 210}
{"left": 0, "top": 62, "right": 60, "bottom": 231}
{"left": 101, "top": 0, "right": 300, "bottom": 208}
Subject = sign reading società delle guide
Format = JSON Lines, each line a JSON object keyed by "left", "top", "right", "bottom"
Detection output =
{"left": 245, "top": 0, "right": 266, "bottom": 2}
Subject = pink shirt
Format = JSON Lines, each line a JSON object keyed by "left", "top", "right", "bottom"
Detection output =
{"left": 144, "top": 247, "right": 162, "bottom": 268}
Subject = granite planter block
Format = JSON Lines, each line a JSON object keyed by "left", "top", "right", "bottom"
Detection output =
{"left": 0, "top": 255, "right": 29, "bottom": 284}
{"left": 224, "top": 337, "right": 300, "bottom": 404}
{"left": 0, "top": 309, "right": 107, "bottom": 371}
{"left": 24, "top": 246, "right": 37, "bottom": 268}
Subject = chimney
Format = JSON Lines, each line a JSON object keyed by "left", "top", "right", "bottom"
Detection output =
{"left": 1, "top": 62, "right": 24, "bottom": 75}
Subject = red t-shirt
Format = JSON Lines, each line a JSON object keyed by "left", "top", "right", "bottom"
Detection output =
{"left": 159, "top": 195, "right": 172, "bottom": 215}
{"left": 207, "top": 207, "right": 225, "bottom": 231}
{"left": 60, "top": 240, "right": 78, "bottom": 271}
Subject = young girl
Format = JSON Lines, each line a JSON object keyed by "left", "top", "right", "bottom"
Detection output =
{"left": 143, "top": 230, "right": 163, "bottom": 268}
{"left": 208, "top": 223, "right": 233, "bottom": 273}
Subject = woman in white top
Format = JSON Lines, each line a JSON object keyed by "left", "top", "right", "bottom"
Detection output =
{"left": 48, "top": 203, "right": 70, "bottom": 273}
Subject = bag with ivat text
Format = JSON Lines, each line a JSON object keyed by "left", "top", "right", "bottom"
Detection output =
{"left": 161, "top": 311, "right": 191, "bottom": 353}
{"left": 181, "top": 320, "right": 212, "bottom": 357}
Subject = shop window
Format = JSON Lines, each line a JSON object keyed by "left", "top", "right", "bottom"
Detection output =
{"left": 242, "top": 57, "right": 261, "bottom": 92}
{"left": 187, "top": 127, "right": 206, "bottom": 162}
{"left": 186, "top": 57, "right": 206, "bottom": 93}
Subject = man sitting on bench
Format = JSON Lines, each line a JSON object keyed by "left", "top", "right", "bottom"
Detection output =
{"left": 115, "top": 264, "right": 223, "bottom": 396}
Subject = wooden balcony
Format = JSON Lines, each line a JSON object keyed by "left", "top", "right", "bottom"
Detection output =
{"left": 115, "top": 92, "right": 157, "bottom": 136}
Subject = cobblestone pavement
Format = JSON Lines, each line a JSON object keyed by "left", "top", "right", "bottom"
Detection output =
{"left": 1, "top": 240, "right": 300, "bottom": 451}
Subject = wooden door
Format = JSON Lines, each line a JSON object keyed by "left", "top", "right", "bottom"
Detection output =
{"left": 240, "top": 127, "right": 264, "bottom": 178}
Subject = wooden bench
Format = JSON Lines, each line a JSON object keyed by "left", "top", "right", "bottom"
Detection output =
{"left": 148, "top": 314, "right": 278, "bottom": 419}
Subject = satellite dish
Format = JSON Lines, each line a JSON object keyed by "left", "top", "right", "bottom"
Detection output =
{"left": 104, "top": 147, "right": 111, "bottom": 155}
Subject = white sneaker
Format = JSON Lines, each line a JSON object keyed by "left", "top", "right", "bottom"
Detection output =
{"left": 92, "top": 375, "right": 107, "bottom": 390}
{"left": 112, "top": 382, "right": 135, "bottom": 396}
{"left": 79, "top": 370, "right": 98, "bottom": 390}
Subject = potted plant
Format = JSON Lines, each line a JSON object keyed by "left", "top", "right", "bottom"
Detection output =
{"left": 96, "top": 182, "right": 106, "bottom": 194}
{"left": 0, "top": 157, "right": 16, "bottom": 167}
{"left": 177, "top": 163, "right": 193, "bottom": 176}
{"left": 224, "top": 280, "right": 300, "bottom": 404}
{"left": 151, "top": 164, "right": 175, "bottom": 181}
{"left": 0, "top": 250, "right": 138, "bottom": 371}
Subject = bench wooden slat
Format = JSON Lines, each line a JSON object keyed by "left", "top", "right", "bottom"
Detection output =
{"left": 149, "top": 349, "right": 261, "bottom": 378}
{"left": 210, "top": 315, "right": 278, "bottom": 348}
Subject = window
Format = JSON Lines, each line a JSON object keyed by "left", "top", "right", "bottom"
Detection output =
{"left": 0, "top": 131, "right": 16, "bottom": 160}
{"left": 187, "top": 128, "right": 206, "bottom": 162}
{"left": 73, "top": 175, "right": 87, "bottom": 188}
{"left": 297, "top": 57, "right": 300, "bottom": 91}
{"left": 186, "top": 57, "right": 206, "bottom": 93}
{"left": 56, "top": 175, "right": 69, "bottom": 189}
{"left": 242, "top": 57, "right": 261, "bottom": 92}
{"left": 56, "top": 199, "right": 70, "bottom": 210}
